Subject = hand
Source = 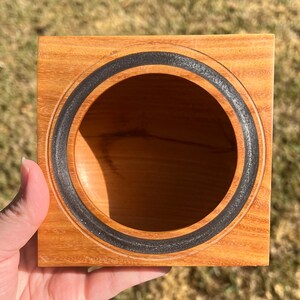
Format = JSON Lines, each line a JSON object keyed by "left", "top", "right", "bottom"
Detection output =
{"left": 0, "top": 159, "right": 169, "bottom": 299}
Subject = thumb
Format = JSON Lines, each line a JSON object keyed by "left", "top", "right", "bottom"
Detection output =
{"left": 0, "top": 158, "right": 49, "bottom": 259}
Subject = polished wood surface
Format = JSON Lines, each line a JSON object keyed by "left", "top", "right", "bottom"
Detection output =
{"left": 75, "top": 73, "right": 237, "bottom": 231}
{"left": 37, "top": 35, "right": 274, "bottom": 266}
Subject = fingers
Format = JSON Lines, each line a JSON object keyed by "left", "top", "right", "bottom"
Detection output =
{"left": 0, "top": 158, "right": 49, "bottom": 260}
{"left": 85, "top": 267, "right": 170, "bottom": 300}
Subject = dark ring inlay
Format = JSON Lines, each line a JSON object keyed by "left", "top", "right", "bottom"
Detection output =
{"left": 51, "top": 51, "right": 259, "bottom": 254}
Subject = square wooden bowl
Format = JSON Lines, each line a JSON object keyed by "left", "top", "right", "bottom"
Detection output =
{"left": 37, "top": 35, "right": 274, "bottom": 267}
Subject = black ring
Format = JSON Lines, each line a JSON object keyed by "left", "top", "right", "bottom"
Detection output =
{"left": 51, "top": 51, "right": 259, "bottom": 254}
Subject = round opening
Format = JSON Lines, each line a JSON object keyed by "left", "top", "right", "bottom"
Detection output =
{"left": 75, "top": 73, "right": 237, "bottom": 232}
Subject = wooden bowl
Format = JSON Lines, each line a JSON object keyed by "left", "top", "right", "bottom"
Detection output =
{"left": 37, "top": 35, "right": 274, "bottom": 266}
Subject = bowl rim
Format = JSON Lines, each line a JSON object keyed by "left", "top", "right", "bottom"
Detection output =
{"left": 48, "top": 48, "right": 264, "bottom": 255}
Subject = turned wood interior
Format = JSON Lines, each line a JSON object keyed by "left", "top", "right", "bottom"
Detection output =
{"left": 74, "top": 74, "right": 237, "bottom": 231}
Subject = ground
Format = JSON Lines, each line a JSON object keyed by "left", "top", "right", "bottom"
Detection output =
{"left": 0, "top": 0, "right": 299, "bottom": 299}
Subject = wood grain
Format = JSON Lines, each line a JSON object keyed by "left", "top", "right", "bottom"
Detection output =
{"left": 75, "top": 73, "right": 237, "bottom": 231}
{"left": 37, "top": 35, "right": 274, "bottom": 266}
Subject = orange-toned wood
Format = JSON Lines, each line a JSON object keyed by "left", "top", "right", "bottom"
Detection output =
{"left": 37, "top": 35, "right": 274, "bottom": 266}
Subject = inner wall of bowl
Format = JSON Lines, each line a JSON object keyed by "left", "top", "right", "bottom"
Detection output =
{"left": 74, "top": 73, "right": 237, "bottom": 231}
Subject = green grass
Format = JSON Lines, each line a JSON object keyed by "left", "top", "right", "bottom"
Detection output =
{"left": 0, "top": 0, "right": 299, "bottom": 299}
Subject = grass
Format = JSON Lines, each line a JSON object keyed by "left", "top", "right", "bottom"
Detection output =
{"left": 0, "top": 0, "right": 299, "bottom": 299}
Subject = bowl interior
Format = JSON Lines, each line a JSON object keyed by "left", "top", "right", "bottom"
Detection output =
{"left": 74, "top": 73, "right": 237, "bottom": 231}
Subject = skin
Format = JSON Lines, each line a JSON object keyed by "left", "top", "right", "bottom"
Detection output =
{"left": 0, "top": 159, "right": 169, "bottom": 299}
